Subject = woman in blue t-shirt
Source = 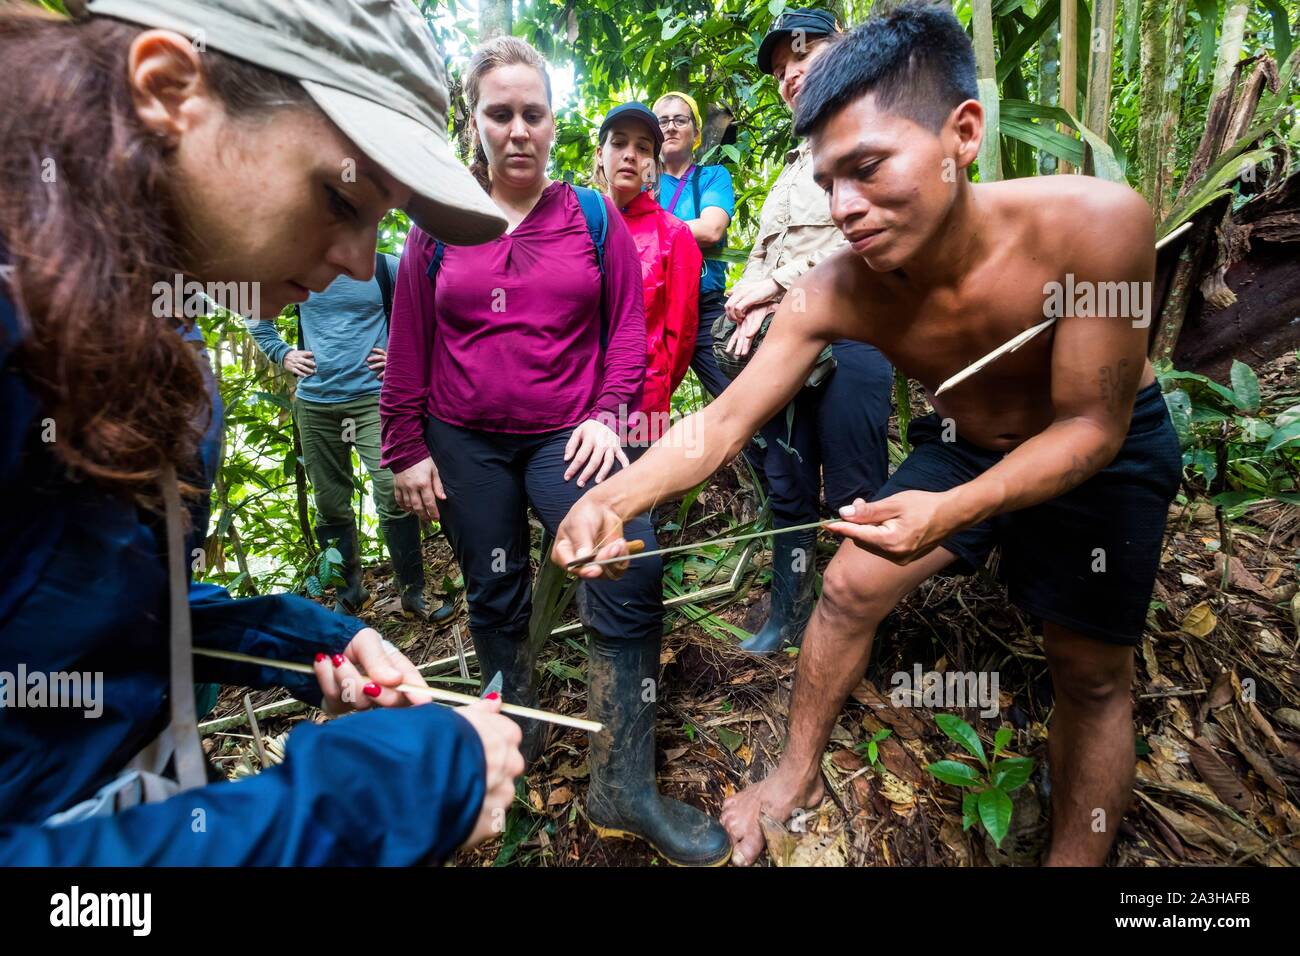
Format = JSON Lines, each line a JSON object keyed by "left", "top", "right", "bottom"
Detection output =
{"left": 652, "top": 92, "right": 737, "bottom": 402}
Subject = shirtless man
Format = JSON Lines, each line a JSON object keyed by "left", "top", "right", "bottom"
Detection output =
{"left": 552, "top": 4, "right": 1181, "bottom": 867}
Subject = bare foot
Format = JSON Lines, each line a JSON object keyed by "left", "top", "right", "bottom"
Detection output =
{"left": 720, "top": 767, "right": 825, "bottom": 866}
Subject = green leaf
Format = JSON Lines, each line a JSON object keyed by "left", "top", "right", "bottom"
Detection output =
{"left": 934, "top": 713, "right": 987, "bottom": 767}
{"left": 867, "top": 741, "right": 879, "bottom": 765}
{"left": 991, "top": 757, "right": 1034, "bottom": 792}
{"left": 1159, "top": 147, "right": 1276, "bottom": 237}
{"left": 1211, "top": 490, "right": 1262, "bottom": 508}
{"left": 305, "top": 575, "right": 322, "bottom": 597}
{"left": 716, "top": 726, "right": 743, "bottom": 753}
{"left": 1229, "top": 360, "right": 1261, "bottom": 414}
{"left": 1061, "top": 108, "right": 1125, "bottom": 183}
{"left": 1262, "top": 0, "right": 1293, "bottom": 66}
{"left": 993, "top": 726, "right": 1013, "bottom": 758}
{"left": 962, "top": 792, "right": 979, "bottom": 831}
{"left": 1264, "top": 420, "right": 1300, "bottom": 453}
{"left": 1193, "top": 0, "right": 1219, "bottom": 81}
{"left": 1163, "top": 388, "right": 1193, "bottom": 447}
{"left": 978, "top": 788, "right": 1014, "bottom": 847}
{"left": 926, "top": 759, "right": 982, "bottom": 788}
{"left": 767, "top": 0, "right": 787, "bottom": 17}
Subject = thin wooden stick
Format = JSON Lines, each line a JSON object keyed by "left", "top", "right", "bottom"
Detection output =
{"left": 193, "top": 647, "right": 603, "bottom": 732}
{"left": 933, "top": 317, "right": 1057, "bottom": 396}
{"left": 567, "top": 519, "right": 833, "bottom": 570}
{"left": 935, "top": 229, "right": 1188, "bottom": 399}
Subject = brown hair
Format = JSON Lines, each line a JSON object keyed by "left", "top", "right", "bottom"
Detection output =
{"left": 463, "top": 35, "right": 553, "bottom": 192}
{"left": 0, "top": 4, "right": 313, "bottom": 506}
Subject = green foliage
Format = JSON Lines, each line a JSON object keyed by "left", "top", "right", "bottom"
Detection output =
{"left": 925, "top": 714, "right": 1033, "bottom": 848}
{"left": 1159, "top": 358, "right": 1300, "bottom": 511}
{"left": 855, "top": 728, "right": 892, "bottom": 770}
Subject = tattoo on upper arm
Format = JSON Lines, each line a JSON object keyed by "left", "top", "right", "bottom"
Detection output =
{"left": 1098, "top": 359, "right": 1132, "bottom": 414}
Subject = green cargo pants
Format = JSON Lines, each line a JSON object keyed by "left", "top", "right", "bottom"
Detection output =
{"left": 293, "top": 393, "right": 405, "bottom": 527}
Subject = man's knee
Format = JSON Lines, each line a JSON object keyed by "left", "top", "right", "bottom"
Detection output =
{"left": 1046, "top": 634, "right": 1134, "bottom": 708}
{"left": 818, "top": 560, "right": 896, "bottom": 632}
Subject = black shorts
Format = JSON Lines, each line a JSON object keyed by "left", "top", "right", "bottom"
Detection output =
{"left": 875, "top": 384, "right": 1182, "bottom": 645}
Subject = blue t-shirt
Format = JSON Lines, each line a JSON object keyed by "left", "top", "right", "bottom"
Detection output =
{"left": 248, "top": 254, "right": 398, "bottom": 404}
{"left": 658, "top": 165, "right": 734, "bottom": 296}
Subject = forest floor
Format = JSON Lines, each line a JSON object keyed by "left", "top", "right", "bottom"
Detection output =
{"left": 204, "top": 353, "right": 1300, "bottom": 867}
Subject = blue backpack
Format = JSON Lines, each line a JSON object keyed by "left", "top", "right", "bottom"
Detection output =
{"left": 426, "top": 183, "right": 612, "bottom": 342}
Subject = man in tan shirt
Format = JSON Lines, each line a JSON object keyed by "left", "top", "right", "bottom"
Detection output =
{"left": 721, "top": 8, "right": 895, "bottom": 656}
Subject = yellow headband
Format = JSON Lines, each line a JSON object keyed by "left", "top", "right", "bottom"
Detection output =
{"left": 654, "top": 91, "right": 703, "bottom": 151}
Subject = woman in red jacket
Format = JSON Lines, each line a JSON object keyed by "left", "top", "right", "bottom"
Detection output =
{"left": 593, "top": 103, "right": 702, "bottom": 456}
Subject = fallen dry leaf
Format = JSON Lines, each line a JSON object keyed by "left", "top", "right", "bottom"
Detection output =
{"left": 1180, "top": 602, "right": 1217, "bottom": 638}
{"left": 1188, "top": 738, "right": 1255, "bottom": 814}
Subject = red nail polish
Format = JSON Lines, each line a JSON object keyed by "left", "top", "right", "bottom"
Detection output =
{"left": 315, "top": 653, "right": 327, "bottom": 663}
{"left": 331, "top": 654, "right": 345, "bottom": 668}
{"left": 363, "top": 682, "right": 381, "bottom": 698}
{"left": 485, "top": 692, "right": 500, "bottom": 701}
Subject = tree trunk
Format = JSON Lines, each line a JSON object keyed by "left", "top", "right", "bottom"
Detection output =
{"left": 1058, "top": 0, "right": 1078, "bottom": 173}
{"left": 1155, "top": 0, "right": 1190, "bottom": 218}
{"left": 972, "top": 0, "right": 1000, "bottom": 181}
{"left": 1085, "top": 0, "right": 1119, "bottom": 175}
{"left": 1136, "top": 0, "right": 1167, "bottom": 204}
{"left": 1122, "top": 0, "right": 1140, "bottom": 78}
{"left": 480, "top": 0, "right": 512, "bottom": 41}
{"left": 1038, "top": 19, "right": 1061, "bottom": 174}
{"left": 1212, "top": 0, "right": 1252, "bottom": 102}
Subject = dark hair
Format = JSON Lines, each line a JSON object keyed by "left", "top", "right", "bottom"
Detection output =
{"left": 794, "top": 3, "right": 978, "bottom": 137}
{"left": 0, "top": 4, "right": 313, "bottom": 506}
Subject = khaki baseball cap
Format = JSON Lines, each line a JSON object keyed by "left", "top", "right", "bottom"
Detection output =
{"left": 66, "top": 0, "right": 506, "bottom": 245}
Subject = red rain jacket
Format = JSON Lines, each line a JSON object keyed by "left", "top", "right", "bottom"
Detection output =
{"left": 617, "top": 191, "right": 702, "bottom": 420}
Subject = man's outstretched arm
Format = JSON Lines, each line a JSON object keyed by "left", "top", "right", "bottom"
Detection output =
{"left": 553, "top": 262, "right": 843, "bottom": 576}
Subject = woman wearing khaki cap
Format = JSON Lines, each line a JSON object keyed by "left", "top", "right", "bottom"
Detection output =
{"left": 0, "top": 0, "right": 522, "bottom": 865}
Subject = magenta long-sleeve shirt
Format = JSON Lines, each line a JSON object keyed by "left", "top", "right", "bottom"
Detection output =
{"left": 380, "top": 182, "right": 647, "bottom": 474}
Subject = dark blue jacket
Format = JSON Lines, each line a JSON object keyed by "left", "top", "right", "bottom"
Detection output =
{"left": 0, "top": 277, "right": 485, "bottom": 865}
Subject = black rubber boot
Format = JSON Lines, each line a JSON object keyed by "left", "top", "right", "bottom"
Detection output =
{"left": 586, "top": 630, "right": 732, "bottom": 866}
{"left": 381, "top": 516, "right": 452, "bottom": 624}
{"left": 315, "top": 522, "right": 371, "bottom": 616}
{"left": 470, "top": 626, "right": 548, "bottom": 765}
{"left": 740, "top": 527, "right": 817, "bottom": 655}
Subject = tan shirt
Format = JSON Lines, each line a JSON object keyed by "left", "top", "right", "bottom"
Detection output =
{"left": 739, "top": 139, "right": 847, "bottom": 292}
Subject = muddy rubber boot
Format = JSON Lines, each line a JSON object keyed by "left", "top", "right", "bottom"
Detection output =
{"left": 586, "top": 630, "right": 732, "bottom": 866}
{"left": 381, "top": 516, "right": 452, "bottom": 624}
{"left": 315, "top": 522, "right": 371, "bottom": 616}
{"left": 740, "top": 527, "right": 817, "bottom": 655}
{"left": 470, "top": 626, "right": 548, "bottom": 765}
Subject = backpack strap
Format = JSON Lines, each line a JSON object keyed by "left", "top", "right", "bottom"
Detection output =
{"left": 426, "top": 239, "right": 447, "bottom": 284}
{"left": 570, "top": 184, "right": 608, "bottom": 278}
{"left": 569, "top": 184, "right": 611, "bottom": 350}
{"left": 374, "top": 252, "right": 394, "bottom": 329}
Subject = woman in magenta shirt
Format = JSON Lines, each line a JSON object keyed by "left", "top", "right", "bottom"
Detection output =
{"left": 380, "top": 36, "right": 729, "bottom": 867}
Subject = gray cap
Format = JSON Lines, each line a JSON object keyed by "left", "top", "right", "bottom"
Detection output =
{"left": 67, "top": 0, "right": 506, "bottom": 245}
